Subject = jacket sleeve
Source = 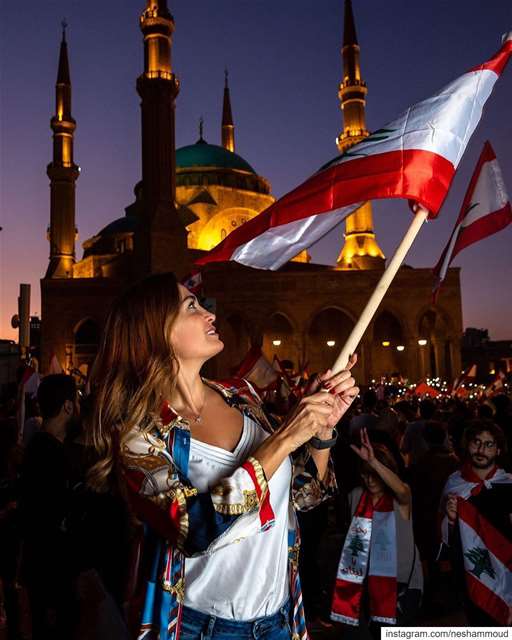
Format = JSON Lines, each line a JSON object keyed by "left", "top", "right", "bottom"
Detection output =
{"left": 121, "top": 427, "right": 274, "bottom": 558}
{"left": 291, "top": 445, "right": 337, "bottom": 512}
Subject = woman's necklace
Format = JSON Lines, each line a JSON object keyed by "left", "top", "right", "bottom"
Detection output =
{"left": 177, "top": 393, "right": 207, "bottom": 424}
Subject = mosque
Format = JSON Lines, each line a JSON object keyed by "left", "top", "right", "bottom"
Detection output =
{"left": 40, "top": 0, "right": 463, "bottom": 383}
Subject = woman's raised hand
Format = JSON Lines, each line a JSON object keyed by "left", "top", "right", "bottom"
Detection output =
{"left": 306, "top": 354, "right": 359, "bottom": 437}
{"left": 278, "top": 391, "right": 337, "bottom": 452}
{"left": 350, "top": 427, "right": 375, "bottom": 463}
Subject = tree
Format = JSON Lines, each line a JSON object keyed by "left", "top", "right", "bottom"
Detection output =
{"left": 464, "top": 547, "right": 496, "bottom": 580}
{"left": 348, "top": 533, "right": 365, "bottom": 558}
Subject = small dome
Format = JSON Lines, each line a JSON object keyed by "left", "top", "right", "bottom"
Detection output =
{"left": 176, "top": 140, "right": 256, "bottom": 174}
{"left": 97, "top": 216, "right": 137, "bottom": 237}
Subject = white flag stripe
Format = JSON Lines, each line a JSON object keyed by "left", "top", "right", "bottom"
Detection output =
{"left": 459, "top": 517, "right": 512, "bottom": 606}
{"left": 461, "top": 158, "right": 510, "bottom": 228}
{"left": 330, "top": 70, "right": 498, "bottom": 171}
{"left": 368, "top": 511, "right": 397, "bottom": 578}
{"left": 232, "top": 203, "right": 361, "bottom": 270}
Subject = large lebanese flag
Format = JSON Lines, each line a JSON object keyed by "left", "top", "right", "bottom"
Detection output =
{"left": 458, "top": 498, "right": 512, "bottom": 625}
{"left": 433, "top": 141, "right": 512, "bottom": 298}
{"left": 196, "top": 35, "right": 512, "bottom": 270}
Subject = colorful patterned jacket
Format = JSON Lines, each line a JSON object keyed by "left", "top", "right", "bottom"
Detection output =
{"left": 121, "top": 377, "right": 337, "bottom": 640}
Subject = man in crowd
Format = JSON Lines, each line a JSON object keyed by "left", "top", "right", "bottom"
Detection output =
{"left": 18, "top": 374, "right": 80, "bottom": 639}
{"left": 441, "top": 419, "right": 512, "bottom": 626}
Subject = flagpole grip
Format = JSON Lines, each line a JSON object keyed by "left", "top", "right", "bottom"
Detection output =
{"left": 332, "top": 205, "right": 429, "bottom": 374}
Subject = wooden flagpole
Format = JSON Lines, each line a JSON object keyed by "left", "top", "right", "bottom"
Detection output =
{"left": 331, "top": 204, "right": 429, "bottom": 374}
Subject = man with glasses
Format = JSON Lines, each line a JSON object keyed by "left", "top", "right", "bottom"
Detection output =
{"left": 440, "top": 419, "right": 511, "bottom": 626}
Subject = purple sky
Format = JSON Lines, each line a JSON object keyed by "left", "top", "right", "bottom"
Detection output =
{"left": 1, "top": 0, "right": 512, "bottom": 341}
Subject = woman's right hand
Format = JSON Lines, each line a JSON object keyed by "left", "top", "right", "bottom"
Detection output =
{"left": 277, "top": 391, "right": 335, "bottom": 453}
{"left": 252, "top": 391, "right": 335, "bottom": 481}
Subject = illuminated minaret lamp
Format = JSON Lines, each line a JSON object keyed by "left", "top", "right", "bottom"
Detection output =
{"left": 221, "top": 69, "right": 235, "bottom": 152}
{"left": 46, "top": 22, "right": 79, "bottom": 278}
{"left": 336, "top": 0, "right": 385, "bottom": 270}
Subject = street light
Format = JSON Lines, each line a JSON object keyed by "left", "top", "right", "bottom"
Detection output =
{"left": 326, "top": 340, "right": 336, "bottom": 347}
{"left": 272, "top": 339, "right": 282, "bottom": 346}
{"left": 382, "top": 340, "right": 390, "bottom": 347}
{"left": 418, "top": 339, "right": 427, "bottom": 346}
{"left": 396, "top": 345, "right": 405, "bottom": 352}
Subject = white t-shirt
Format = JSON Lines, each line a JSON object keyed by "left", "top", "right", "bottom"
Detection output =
{"left": 184, "top": 414, "right": 291, "bottom": 620}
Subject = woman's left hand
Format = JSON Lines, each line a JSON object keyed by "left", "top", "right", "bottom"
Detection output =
{"left": 350, "top": 426, "right": 376, "bottom": 464}
{"left": 306, "top": 354, "right": 359, "bottom": 437}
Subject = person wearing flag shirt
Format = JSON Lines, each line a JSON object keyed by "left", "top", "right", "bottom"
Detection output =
{"left": 331, "top": 428, "right": 423, "bottom": 637}
{"left": 85, "top": 272, "right": 359, "bottom": 640}
{"left": 441, "top": 419, "right": 512, "bottom": 626}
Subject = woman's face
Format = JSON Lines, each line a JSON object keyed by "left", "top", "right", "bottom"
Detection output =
{"left": 361, "top": 470, "right": 385, "bottom": 495}
{"left": 170, "top": 284, "right": 224, "bottom": 363}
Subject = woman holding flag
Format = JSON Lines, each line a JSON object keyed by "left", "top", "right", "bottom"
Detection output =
{"left": 85, "top": 272, "right": 359, "bottom": 640}
{"left": 331, "top": 428, "right": 423, "bottom": 636}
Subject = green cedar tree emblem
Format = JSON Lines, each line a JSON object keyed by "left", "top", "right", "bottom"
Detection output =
{"left": 464, "top": 546, "right": 496, "bottom": 580}
{"left": 348, "top": 533, "right": 365, "bottom": 558}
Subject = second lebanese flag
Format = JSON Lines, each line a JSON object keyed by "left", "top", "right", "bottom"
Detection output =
{"left": 197, "top": 35, "right": 512, "bottom": 270}
{"left": 433, "top": 141, "right": 512, "bottom": 298}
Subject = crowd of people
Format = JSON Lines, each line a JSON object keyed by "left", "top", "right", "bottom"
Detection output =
{"left": 0, "top": 272, "right": 511, "bottom": 639}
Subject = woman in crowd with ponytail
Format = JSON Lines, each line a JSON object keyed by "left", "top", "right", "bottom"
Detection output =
{"left": 86, "top": 272, "right": 359, "bottom": 640}
{"left": 331, "top": 428, "right": 423, "bottom": 637}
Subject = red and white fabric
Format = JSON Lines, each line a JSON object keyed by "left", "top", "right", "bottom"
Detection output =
{"left": 433, "top": 142, "right": 512, "bottom": 299}
{"left": 197, "top": 36, "right": 512, "bottom": 270}
{"left": 451, "top": 364, "right": 477, "bottom": 396}
{"left": 484, "top": 371, "right": 506, "bottom": 397}
{"left": 440, "top": 464, "right": 512, "bottom": 624}
{"left": 331, "top": 491, "right": 397, "bottom": 625}
{"left": 233, "top": 346, "right": 279, "bottom": 392}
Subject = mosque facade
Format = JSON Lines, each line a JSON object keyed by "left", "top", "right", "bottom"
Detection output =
{"left": 40, "top": 0, "right": 463, "bottom": 383}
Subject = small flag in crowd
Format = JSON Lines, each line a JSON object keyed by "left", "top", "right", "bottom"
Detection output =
{"left": 233, "top": 346, "right": 279, "bottom": 391}
{"left": 196, "top": 35, "right": 512, "bottom": 270}
{"left": 433, "top": 142, "right": 512, "bottom": 301}
{"left": 485, "top": 370, "right": 506, "bottom": 397}
{"left": 452, "top": 364, "right": 477, "bottom": 396}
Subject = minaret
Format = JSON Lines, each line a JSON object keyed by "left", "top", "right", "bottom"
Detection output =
{"left": 221, "top": 70, "right": 235, "bottom": 152}
{"left": 135, "top": 0, "right": 190, "bottom": 277}
{"left": 336, "top": 0, "right": 385, "bottom": 270}
{"left": 46, "top": 23, "right": 79, "bottom": 279}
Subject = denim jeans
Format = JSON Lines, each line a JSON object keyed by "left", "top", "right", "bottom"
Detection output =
{"left": 180, "top": 600, "right": 292, "bottom": 640}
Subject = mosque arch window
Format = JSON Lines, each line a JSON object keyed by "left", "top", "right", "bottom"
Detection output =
{"left": 307, "top": 308, "right": 354, "bottom": 374}
{"left": 216, "top": 313, "right": 252, "bottom": 377}
{"left": 263, "top": 312, "right": 295, "bottom": 366}
{"left": 73, "top": 318, "right": 101, "bottom": 376}
{"left": 417, "top": 309, "right": 454, "bottom": 379}
{"left": 372, "top": 310, "right": 405, "bottom": 379}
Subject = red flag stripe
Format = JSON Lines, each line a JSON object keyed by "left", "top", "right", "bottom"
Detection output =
{"left": 468, "top": 39, "right": 512, "bottom": 75}
{"left": 465, "top": 571, "right": 510, "bottom": 625}
{"left": 196, "top": 149, "right": 454, "bottom": 265}
{"left": 368, "top": 575, "right": 397, "bottom": 619}
{"left": 450, "top": 203, "right": 512, "bottom": 257}
{"left": 458, "top": 499, "right": 512, "bottom": 568}
{"left": 453, "top": 141, "right": 497, "bottom": 227}
{"left": 331, "top": 579, "right": 361, "bottom": 623}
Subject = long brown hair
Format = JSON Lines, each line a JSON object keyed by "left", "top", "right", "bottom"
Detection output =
{"left": 86, "top": 272, "right": 181, "bottom": 491}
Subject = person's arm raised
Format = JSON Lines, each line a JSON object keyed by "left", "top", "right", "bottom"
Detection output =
{"left": 351, "top": 427, "right": 411, "bottom": 507}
